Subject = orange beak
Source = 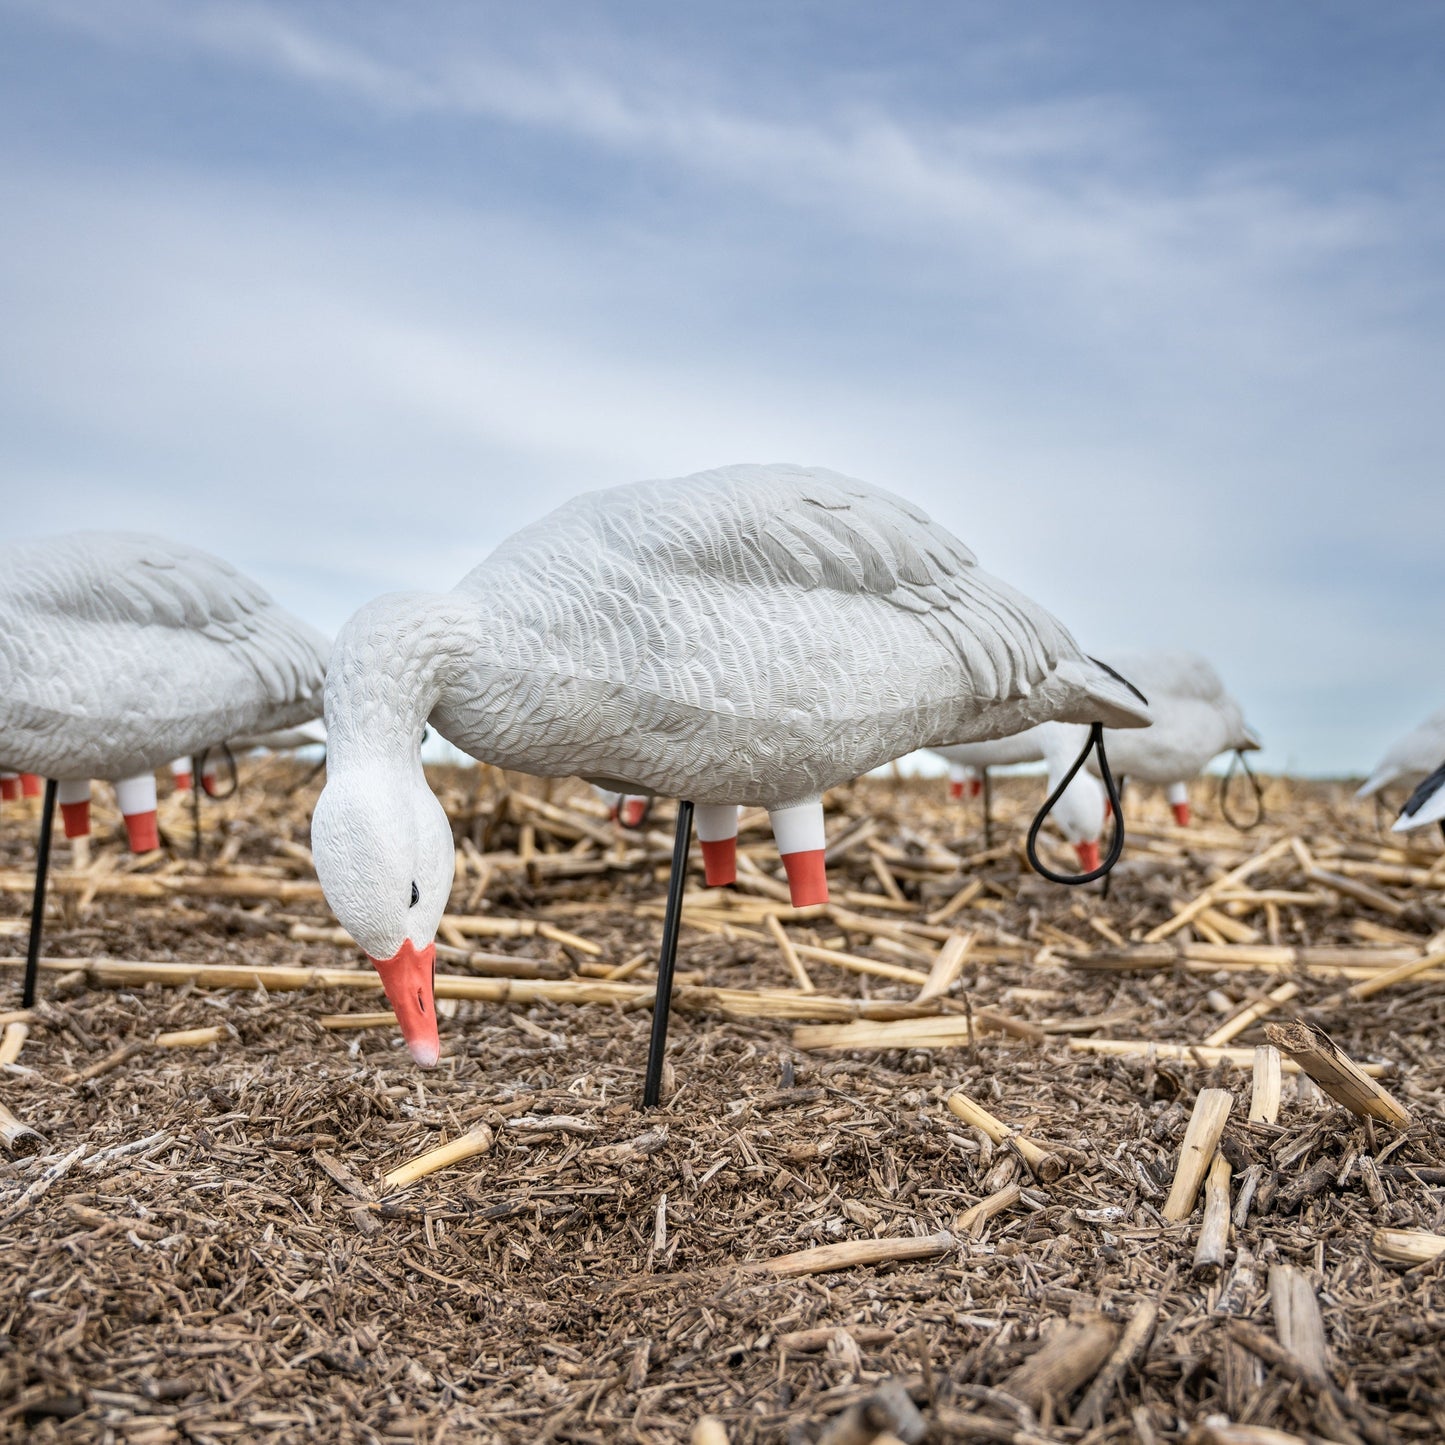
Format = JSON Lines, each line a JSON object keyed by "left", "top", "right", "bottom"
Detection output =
{"left": 370, "top": 939, "right": 439, "bottom": 1066}
{"left": 1074, "top": 840, "right": 1101, "bottom": 873}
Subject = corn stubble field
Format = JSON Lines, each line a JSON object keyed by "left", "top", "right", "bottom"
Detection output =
{"left": 1, "top": 761, "right": 1443, "bottom": 1445}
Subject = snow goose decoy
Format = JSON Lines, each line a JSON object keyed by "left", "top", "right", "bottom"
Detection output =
{"left": 311, "top": 463, "right": 1150, "bottom": 1099}
{"left": 1359, "top": 706, "right": 1445, "bottom": 808}
{"left": 0, "top": 531, "right": 328, "bottom": 1006}
{"left": 1091, "top": 649, "right": 1261, "bottom": 828}
{"left": 933, "top": 721, "right": 1107, "bottom": 869}
{"left": 1392, "top": 760, "right": 1445, "bottom": 839}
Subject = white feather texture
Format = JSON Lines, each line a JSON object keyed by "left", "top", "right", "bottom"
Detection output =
{"left": 1092, "top": 649, "right": 1258, "bottom": 786}
{"left": 327, "top": 465, "right": 1149, "bottom": 799}
{"left": 0, "top": 532, "right": 329, "bottom": 780}
{"left": 1358, "top": 705, "right": 1445, "bottom": 799}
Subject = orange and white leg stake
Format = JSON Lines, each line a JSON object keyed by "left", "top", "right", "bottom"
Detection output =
{"left": 19, "top": 774, "right": 41, "bottom": 799}
{"left": 947, "top": 763, "right": 969, "bottom": 800}
{"left": 169, "top": 757, "right": 194, "bottom": 792}
{"left": 0, "top": 774, "right": 18, "bottom": 803}
{"left": 114, "top": 774, "right": 160, "bottom": 853}
{"left": 769, "top": 799, "right": 828, "bottom": 906}
{"left": 57, "top": 779, "right": 92, "bottom": 839}
{"left": 1167, "top": 782, "right": 1191, "bottom": 827}
{"left": 695, "top": 804, "right": 739, "bottom": 887}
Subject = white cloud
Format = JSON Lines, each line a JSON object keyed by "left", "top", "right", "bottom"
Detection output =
{"left": 0, "top": 0, "right": 1441, "bottom": 773}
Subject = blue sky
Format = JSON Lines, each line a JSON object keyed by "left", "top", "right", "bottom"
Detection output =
{"left": 1, "top": 1, "right": 1441, "bottom": 775}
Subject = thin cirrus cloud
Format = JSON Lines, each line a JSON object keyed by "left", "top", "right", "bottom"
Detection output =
{"left": 0, "top": 0, "right": 1441, "bottom": 774}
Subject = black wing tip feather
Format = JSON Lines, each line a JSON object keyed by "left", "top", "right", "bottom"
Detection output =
{"left": 1400, "top": 759, "right": 1445, "bottom": 819}
{"left": 1088, "top": 655, "right": 1149, "bottom": 707}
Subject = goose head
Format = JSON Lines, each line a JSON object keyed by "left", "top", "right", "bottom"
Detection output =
{"left": 312, "top": 764, "right": 455, "bottom": 1066}
{"left": 1052, "top": 769, "right": 1106, "bottom": 873}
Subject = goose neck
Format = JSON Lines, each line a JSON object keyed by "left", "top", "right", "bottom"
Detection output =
{"left": 325, "top": 591, "right": 477, "bottom": 764}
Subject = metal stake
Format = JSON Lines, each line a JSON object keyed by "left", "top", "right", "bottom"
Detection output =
{"left": 643, "top": 800, "right": 693, "bottom": 1107}
{"left": 22, "top": 778, "right": 57, "bottom": 1008}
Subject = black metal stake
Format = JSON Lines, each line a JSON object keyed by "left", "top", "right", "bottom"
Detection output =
{"left": 191, "top": 754, "right": 203, "bottom": 858}
{"left": 22, "top": 778, "right": 57, "bottom": 1009}
{"left": 643, "top": 800, "right": 693, "bottom": 1108}
{"left": 981, "top": 767, "right": 993, "bottom": 849}
{"left": 1102, "top": 774, "right": 1127, "bottom": 900}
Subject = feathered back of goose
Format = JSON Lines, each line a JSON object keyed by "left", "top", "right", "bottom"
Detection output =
{"left": 1094, "top": 647, "right": 1254, "bottom": 783}
{"left": 0, "top": 532, "right": 329, "bottom": 779}
{"left": 457, "top": 464, "right": 1144, "bottom": 742}
{"left": 1106, "top": 650, "right": 1228, "bottom": 706}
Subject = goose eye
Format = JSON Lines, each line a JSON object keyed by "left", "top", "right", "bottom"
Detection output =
{"left": 409, "top": 881, "right": 420, "bottom": 908}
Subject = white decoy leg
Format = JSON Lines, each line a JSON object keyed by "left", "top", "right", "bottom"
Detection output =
{"left": 769, "top": 799, "right": 828, "bottom": 907}
{"left": 695, "top": 804, "right": 739, "bottom": 886}
{"left": 114, "top": 774, "right": 160, "bottom": 853}
{"left": 169, "top": 757, "right": 194, "bottom": 792}
{"left": 1166, "top": 781, "right": 1191, "bottom": 827}
{"left": 947, "top": 762, "right": 969, "bottom": 800}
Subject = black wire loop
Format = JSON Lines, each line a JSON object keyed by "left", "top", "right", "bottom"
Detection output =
{"left": 1218, "top": 748, "right": 1265, "bottom": 831}
{"left": 1025, "top": 723, "right": 1126, "bottom": 885}
{"left": 196, "top": 742, "right": 240, "bottom": 801}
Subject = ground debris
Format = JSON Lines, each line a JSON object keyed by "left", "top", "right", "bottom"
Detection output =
{"left": 1, "top": 765, "right": 1443, "bottom": 1441}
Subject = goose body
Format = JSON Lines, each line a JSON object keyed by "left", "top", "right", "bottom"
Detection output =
{"left": 1089, "top": 649, "right": 1258, "bottom": 823}
{"left": 1, "top": 532, "right": 328, "bottom": 846}
{"left": 313, "top": 463, "right": 1149, "bottom": 1064}
{"left": 1358, "top": 705, "right": 1445, "bottom": 800}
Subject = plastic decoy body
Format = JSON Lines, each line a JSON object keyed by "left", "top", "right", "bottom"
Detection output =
{"left": 311, "top": 464, "right": 1150, "bottom": 1069}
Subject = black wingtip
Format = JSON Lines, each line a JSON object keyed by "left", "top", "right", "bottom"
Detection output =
{"left": 1399, "top": 759, "right": 1445, "bottom": 819}
{"left": 1088, "top": 655, "right": 1148, "bottom": 708}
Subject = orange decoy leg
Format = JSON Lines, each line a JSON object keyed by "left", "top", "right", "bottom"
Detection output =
{"left": 1167, "top": 781, "right": 1191, "bottom": 827}
{"left": 769, "top": 799, "right": 828, "bottom": 907}
{"left": 57, "top": 779, "right": 91, "bottom": 839}
{"left": 695, "top": 804, "right": 739, "bottom": 886}
{"left": 114, "top": 774, "right": 160, "bottom": 853}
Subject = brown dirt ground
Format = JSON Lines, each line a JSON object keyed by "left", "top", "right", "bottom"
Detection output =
{"left": 0, "top": 762, "right": 1442, "bottom": 1444}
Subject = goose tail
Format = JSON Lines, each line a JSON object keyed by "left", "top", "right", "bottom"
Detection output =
{"left": 1055, "top": 655, "right": 1153, "bottom": 730}
{"left": 1356, "top": 765, "right": 1398, "bottom": 800}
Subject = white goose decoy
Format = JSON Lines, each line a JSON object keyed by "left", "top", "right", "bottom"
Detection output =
{"left": 0, "top": 531, "right": 329, "bottom": 1003}
{"left": 1089, "top": 650, "right": 1259, "bottom": 825}
{"left": 932, "top": 721, "right": 1107, "bottom": 870}
{"left": 1392, "top": 761, "right": 1445, "bottom": 835}
{"left": 1358, "top": 706, "right": 1445, "bottom": 802}
{"left": 311, "top": 463, "right": 1150, "bottom": 1074}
